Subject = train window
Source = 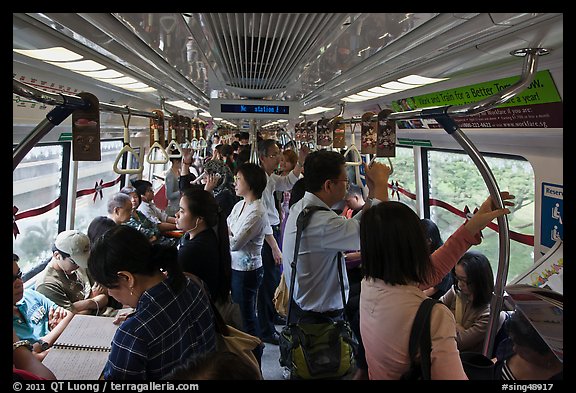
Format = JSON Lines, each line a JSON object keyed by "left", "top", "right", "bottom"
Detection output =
{"left": 73, "top": 140, "right": 125, "bottom": 233}
{"left": 387, "top": 146, "right": 417, "bottom": 212}
{"left": 427, "top": 149, "right": 535, "bottom": 283}
{"left": 13, "top": 144, "right": 65, "bottom": 276}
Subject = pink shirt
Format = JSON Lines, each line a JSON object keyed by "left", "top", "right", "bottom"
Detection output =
{"left": 360, "top": 225, "right": 480, "bottom": 380}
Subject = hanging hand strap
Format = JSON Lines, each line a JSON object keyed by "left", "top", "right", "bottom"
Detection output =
{"left": 407, "top": 298, "right": 439, "bottom": 380}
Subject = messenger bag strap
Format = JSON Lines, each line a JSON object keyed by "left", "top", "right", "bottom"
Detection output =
{"left": 407, "top": 298, "right": 439, "bottom": 380}
{"left": 286, "top": 205, "right": 330, "bottom": 323}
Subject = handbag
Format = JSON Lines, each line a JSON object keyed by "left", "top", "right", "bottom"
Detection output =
{"left": 186, "top": 273, "right": 263, "bottom": 378}
{"left": 273, "top": 273, "right": 289, "bottom": 318}
{"left": 460, "top": 352, "right": 497, "bottom": 380}
{"left": 279, "top": 206, "right": 358, "bottom": 380}
{"left": 401, "top": 298, "right": 439, "bottom": 380}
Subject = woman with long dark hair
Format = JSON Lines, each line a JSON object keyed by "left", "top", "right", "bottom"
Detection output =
{"left": 88, "top": 225, "right": 216, "bottom": 380}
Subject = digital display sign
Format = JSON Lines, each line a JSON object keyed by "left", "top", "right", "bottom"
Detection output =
{"left": 210, "top": 99, "right": 299, "bottom": 119}
{"left": 221, "top": 104, "right": 290, "bottom": 115}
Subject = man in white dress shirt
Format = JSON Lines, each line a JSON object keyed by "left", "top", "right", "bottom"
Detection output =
{"left": 281, "top": 150, "right": 390, "bottom": 322}
{"left": 257, "top": 139, "right": 308, "bottom": 344}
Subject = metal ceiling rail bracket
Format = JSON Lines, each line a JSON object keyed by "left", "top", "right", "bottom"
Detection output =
{"left": 387, "top": 47, "right": 546, "bottom": 357}
{"left": 13, "top": 78, "right": 168, "bottom": 171}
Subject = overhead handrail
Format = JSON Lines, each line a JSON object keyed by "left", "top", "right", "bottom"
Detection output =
{"left": 13, "top": 78, "right": 173, "bottom": 171}
{"left": 343, "top": 121, "right": 362, "bottom": 167}
{"left": 113, "top": 108, "right": 143, "bottom": 175}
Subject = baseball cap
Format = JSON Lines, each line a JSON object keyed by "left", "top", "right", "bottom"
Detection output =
{"left": 54, "top": 230, "right": 90, "bottom": 268}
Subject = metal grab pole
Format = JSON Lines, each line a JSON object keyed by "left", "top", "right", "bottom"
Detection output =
{"left": 434, "top": 115, "right": 510, "bottom": 357}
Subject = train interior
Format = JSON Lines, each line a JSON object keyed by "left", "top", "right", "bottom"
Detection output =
{"left": 13, "top": 13, "right": 563, "bottom": 380}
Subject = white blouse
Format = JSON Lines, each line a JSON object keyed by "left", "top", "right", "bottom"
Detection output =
{"left": 227, "top": 199, "right": 270, "bottom": 271}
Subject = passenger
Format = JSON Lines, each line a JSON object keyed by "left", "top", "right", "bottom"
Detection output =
{"left": 276, "top": 149, "right": 299, "bottom": 250}
{"left": 440, "top": 250, "right": 504, "bottom": 352}
{"left": 359, "top": 194, "right": 514, "bottom": 380}
{"left": 163, "top": 351, "right": 261, "bottom": 380}
{"left": 494, "top": 310, "right": 562, "bottom": 380}
{"left": 281, "top": 150, "right": 389, "bottom": 329}
{"left": 227, "top": 162, "right": 268, "bottom": 347}
{"left": 13, "top": 328, "right": 56, "bottom": 380}
{"left": 421, "top": 218, "right": 454, "bottom": 300}
{"left": 122, "top": 185, "right": 177, "bottom": 247}
{"left": 34, "top": 230, "right": 110, "bottom": 316}
{"left": 202, "top": 159, "right": 240, "bottom": 219}
{"left": 179, "top": 148, "right": 199, "bottom": 187}
{"left": 342, "top": 183, "right": 365, "bottom": 219}
{"left": 175, "top": 188, "right": 241, "bottom": 330}
{"left": 165, "top": 155, "right": 183, "bottom": 217}
{"left": 13, "top": 254, "right": 73, "bottom": 361}
{"left": 106, "top": 192, "right": 133, "bottom": 225}
{"left": 341, "top": 183, "right": 368, "bottom": 379}
{"left": 87, "top": 216, "right": 117, "bottom": 246}
{"left": 87, "top": 225, "right": 216, "bottom": 380}
{"left": 132, "top": 179, "right": 178, "bottom": 232}
{"left": 257, "top": 139, "right": 308, "bottom": 345}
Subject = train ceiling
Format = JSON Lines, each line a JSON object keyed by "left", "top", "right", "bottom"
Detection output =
{"left": 13, "top": 13, "right": 563, "bottom": 123}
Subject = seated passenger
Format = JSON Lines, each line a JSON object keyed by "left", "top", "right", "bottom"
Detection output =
{"left": 13, "top": 328, "right": 56, "bottom": 380}
{"left": 13, "top": 254, "right": 73, "bottom": 361}
{"left": 494, "top": 310, "right": 562, "bottom": 380}
{"left": 87, "top": 216, "right": 117, "bottom": 246}
{"left": 120, "top": 186, "right": 177, "bottom": 247}
{"left": 34, "top": 230, "right": 110, "bottom": 316}
{"left": 106, "top": 192, "right": 133, "bottom": 225}
{"left": 88, "top": 225, "right": 216, "bottom": 380}
{"left": 440, "top": 250, "right": 504, "bottom": 352}
{"left": 132, "top": 179, "right": 178, "bottom": 232}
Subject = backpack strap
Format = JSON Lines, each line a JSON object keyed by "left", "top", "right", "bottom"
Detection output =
{"left": 407, "top": 298, "right": 439, "bottom": 380}
{"left": 286, "top": 205, "right": 331, "bottom": 322}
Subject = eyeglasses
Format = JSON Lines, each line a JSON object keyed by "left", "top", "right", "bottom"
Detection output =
{"left": 13, "top": 270, "right": 23, "bottom": 283}
{"left": 331, "top": 178, "right": 351, "bottom": 190}
{"left": 266, "top": 153, "right": 280, "bottom": 158}
{"left": 453, "top": 274, "right": 470, "bottom": 285}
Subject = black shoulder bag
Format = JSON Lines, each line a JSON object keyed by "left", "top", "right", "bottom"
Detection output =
{"left": 401, "top": 298, "right": 439, "bottom": 380}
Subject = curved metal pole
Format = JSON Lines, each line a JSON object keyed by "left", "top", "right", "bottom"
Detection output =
{"left": 434, "top": 116, "right": 509, "bottom": 357}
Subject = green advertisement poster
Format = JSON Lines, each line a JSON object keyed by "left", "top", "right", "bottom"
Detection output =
{"left": 391, "top": 70, "right": 561, "bottom": 112}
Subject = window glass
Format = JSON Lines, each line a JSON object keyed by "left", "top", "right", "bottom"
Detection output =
{"left": 13, "top": 145, "right": 63, "bottom": 274}
{"left": 74, "top": 140, "right": 124, "bottom": 233}
{"left": 427, "top": 150, "right": 535, "bottom": 283}
{"left": 386, "top": 146, "right": 416, "bottom": 212}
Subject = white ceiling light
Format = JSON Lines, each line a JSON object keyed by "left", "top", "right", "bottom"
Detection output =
{"left": 75, "top": 69, "right": 125, "bottom": 79}
{"left": 357, "top": 91, "right": 386, "bottom": 98}
{"left": 380, "top": 81, "right": 417, "bottom": 90}
{"left": 301, "top": 106, "right": 334, "bottom": 115}
{"left": 46, "top": 59, "right": 106, "bottom": 72}
{"left": 166, "top": 100, "right": 199, "bottom": 111}
{"left": 367, "top": 86, "right": 399, "bottom": 95}
{"left": 398, "top": 74, "right": 448, "bottom": 85}
{"left": 106, "top": 76, "right": 140, "bottom": 85}
{"left": 13, "top": 47, "right": 83, "bottom": 62}
{"left": 199, "top": 112, "right": 212, "bottom": 118}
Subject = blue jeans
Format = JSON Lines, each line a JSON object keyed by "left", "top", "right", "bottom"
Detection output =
{"left": 231, "top": 267, "right": 264, "bottom": 339}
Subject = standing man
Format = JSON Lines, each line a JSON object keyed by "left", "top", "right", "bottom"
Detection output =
{"left": 281, "top": 150, "right": 390, "bottom": 324}
{"left": 257, "top": 139, "right": 308, "bottom": 344}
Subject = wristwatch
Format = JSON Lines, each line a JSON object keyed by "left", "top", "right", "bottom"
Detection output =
{"left": 37, "top": 339, "right": 51, "bottom": 351}
{"left": 13, "top": 339, "right": 33, "bottom": 351}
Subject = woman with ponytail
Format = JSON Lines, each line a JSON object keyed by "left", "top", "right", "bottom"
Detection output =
{"left": 175, "top": 188, "right": 241, "bottom": 326}
{"left": 88, "top": 225, "right": 216, "bottom": 380}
